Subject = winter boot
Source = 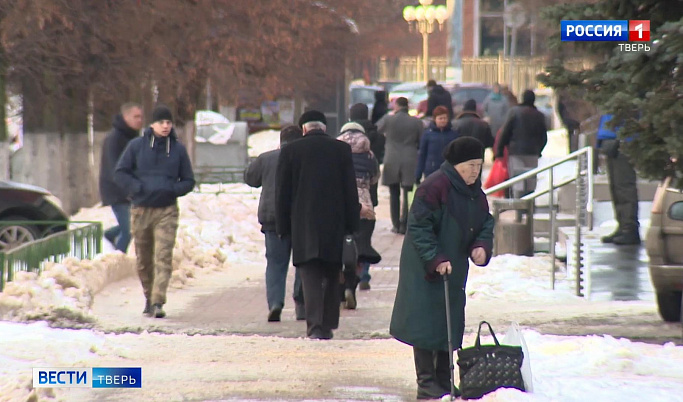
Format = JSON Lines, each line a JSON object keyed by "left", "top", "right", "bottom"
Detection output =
{"left": 153, "top": 303, "right": 166, "bottom": 318}
{"left": 613, "top": 231, "right": 641, "bottom": 245}
{"left": 268, "top": 305, "right": 282, "bottom": 322}
{"left": 435, "top": 350, "right": 460, "bottom": 398}
{"left": 601, "top": 229, "right": 621, "bottom": 243}
{"left": 142, "top": 299, "right": 152, "bottom": 316}
{"left": 413, "top": 347, "right": 448, "bottom": 400}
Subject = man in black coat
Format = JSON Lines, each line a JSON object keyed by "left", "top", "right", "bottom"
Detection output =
{"left": 496, "top": 90, "right": 548, "bottom": 198}
{"left": 244, "top": 125, "right": 305, "bottom": 322}
{"left": 275, "top": 110, "right": 360, "bottom": 340}
{"left": 426, "top": 79, "right": 454, "bottom": 120}
{"left": 99, "top": 103, "right": 143, "bottom": 252}
{"left": 452, "top": 99, "right": 494, "bottom": 149}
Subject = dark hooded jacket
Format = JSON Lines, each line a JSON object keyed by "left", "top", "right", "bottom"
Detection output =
{"left": 453, "top": 111, "right": 495, "bottom": 149}
{"left": 427, "top": 85, "right": 454, "bottom": 120}
{"left": 350, "top": 103, "right": 385, "bottom": 164}
{"left": 496, "top": 91, "right": 548, "bottom": 157}
{"left": 114, "top": 127, "right": 195, "bottom": 208}
{"left": 371, "top": 91, "right": 389, "bottom": 125}
{"left": 99, "top": 114, "right": 139, "bottom": 206}
{"left": 415, "top": 120, "right": 459, "bottom": 182}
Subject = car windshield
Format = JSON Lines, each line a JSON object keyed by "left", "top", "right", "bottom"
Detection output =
{"left": 453, "top": 88, "right": 491, "bottom": 105}
{"left": 350, "top": 88, "right": 377, "bottom": 105}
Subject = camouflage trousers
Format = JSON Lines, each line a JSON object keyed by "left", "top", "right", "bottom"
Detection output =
{"left": 131, "top": 204, "right": 179, "bottom": 305}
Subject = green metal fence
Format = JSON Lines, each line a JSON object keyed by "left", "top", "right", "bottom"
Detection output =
{"left": 0, "top": 221, "right": 102, "bottom": 292}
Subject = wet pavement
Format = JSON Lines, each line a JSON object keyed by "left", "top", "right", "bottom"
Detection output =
{"left": 561, "top": 200, "right": 654, "bottom": 302}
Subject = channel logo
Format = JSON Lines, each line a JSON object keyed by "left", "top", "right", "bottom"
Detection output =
{"left": 561, "top": 20, "right": 650, "bottom": 42}
{"left": 33, "top": 367, "right": 142, "bottom": 388}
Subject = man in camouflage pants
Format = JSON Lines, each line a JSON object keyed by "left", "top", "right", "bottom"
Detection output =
{"left": 115, "top": 104, "right": 195, "bottom": 318}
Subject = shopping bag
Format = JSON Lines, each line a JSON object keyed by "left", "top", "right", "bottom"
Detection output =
{"left": 483, "top": 156, "right": 509, "bottom": 197}
{"left": 502, "top": 322, "right": 533, "bottom": 393}
{"left": 457, "top": 321, "right": 525, "bottom": 399}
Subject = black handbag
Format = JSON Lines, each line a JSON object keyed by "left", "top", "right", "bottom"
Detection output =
{"left": 457, "top": 321, "right": 525, "bottom": 399}
{"left": 342, "top": 235, "right": 358, "bottom": 268}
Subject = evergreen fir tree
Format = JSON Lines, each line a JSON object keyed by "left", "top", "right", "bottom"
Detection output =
{"left": 538, "top": 1, "right": 683, "bottom": 185}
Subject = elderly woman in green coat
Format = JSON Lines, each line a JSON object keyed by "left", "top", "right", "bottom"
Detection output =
{"left": 390, "top": 137, "right": 494, "bottom": 400}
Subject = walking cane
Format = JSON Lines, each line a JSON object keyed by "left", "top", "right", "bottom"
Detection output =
{"left": 443, "top": 274, "right": 456, "bottom": 400}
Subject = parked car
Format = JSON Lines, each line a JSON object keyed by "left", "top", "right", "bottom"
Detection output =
{"left": 645, "top": 176, "right": 683, "bottom": 322}
{"left": 388, "top": 81, "right": 429, "bottom": 115}
{"left": 0, "top": 181, "right": 68, "bottom": 252}
{"left": 376, "top": 80, "right": 402, "bottom": 94}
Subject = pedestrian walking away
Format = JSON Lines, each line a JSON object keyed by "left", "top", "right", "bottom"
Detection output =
{"left": 453, "top": 99, "right": 494, "bottom": 150}
{"left": 377, "top": 97, "right": 423, "bottom": 234}
{"left": 99, "top": 102, "right": 143, "bottom": 253}
{"left": 337, "top": 122, "right": 382, "bottom": 307}
{"left": 426, "top": 79, "right": 454, "bottom": 121}
{"left": 482, "top": 83, "right": 510, "bottom": 139}
{"left": 244, "top": 125, "right": 306, "bottom": 322}
{"left": 496, "top": 89, "right": 548, "bottom": 198}
{"left": 371, "top": 90, "right": 389, "bottom": 125}
{"left": 276, "top": 110, "right": 359, "bottom": 340}
{"left": 390, "top": 136, "right": 494, "bottom": 400}
{"left": 415, "top": 105, "right": 459, "bottom": 184}
{"left": 350, "top": 102, "right": 385, "bottom": 211}
{"left": 115, "top": 104, "right": 195, "bottom": 319}
{"left": 597, "top": 114, "right": 640, "bottom": 245}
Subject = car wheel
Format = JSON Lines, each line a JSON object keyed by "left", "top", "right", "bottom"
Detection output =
{"left": 0, "top": 216, "right": 40, "bottom": 252}
{"left": 656, "top": 291, "right": 682, "bottom": 323}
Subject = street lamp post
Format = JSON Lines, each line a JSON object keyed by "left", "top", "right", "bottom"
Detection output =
{"left": 403, "top": 1, "right": 449, "bottom": 82}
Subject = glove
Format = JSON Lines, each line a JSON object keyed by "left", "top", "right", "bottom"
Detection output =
{"left": 415, "top": 178, "right": 421, "bottom": 186}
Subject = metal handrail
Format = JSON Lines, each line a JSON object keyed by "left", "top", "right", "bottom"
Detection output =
{"left": 484, "top": 142, "right": 595, "bottom": 291}
{"left": 0, "top": 222, "right": 102, "bottom": 291}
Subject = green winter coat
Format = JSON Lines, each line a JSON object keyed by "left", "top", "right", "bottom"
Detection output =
{"left": 389, "top": 161, "right": 494, "bottom": 351}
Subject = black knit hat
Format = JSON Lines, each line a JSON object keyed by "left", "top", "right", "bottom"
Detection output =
{"left": 443, "top": 137, "right": 484, "bottom": 165}
{"left": 152, "top": 104, "right": 173, "bottom": 123}
{"left": 298, "top": 110, "right": 327, "bottom": 128}
{"left": 463, "top": 99, "right": 477, "bottom": 112}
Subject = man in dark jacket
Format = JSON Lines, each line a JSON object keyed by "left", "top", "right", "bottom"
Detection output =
{"left": 452, "top": 99, "right": 494, "bottom": 149}
{"left": 99, "top": 103, "right": 143, "bottom": 252}
{"left": 371, "top": 91, "right": 389, "bottom": 125}
{"left": 426, "top": 79, "right": 454, "bottom": 120}
{"left": 496, "top": 90, "right": 548, "bottom": 198}
{"left": 115, "top": 104, "right": 195, "bottom": 319}
{"left": 276, "top": 110, "right": 360, "bottom": 340}
{"left": 244, "top": 125, "right": 305, "bottom": 322}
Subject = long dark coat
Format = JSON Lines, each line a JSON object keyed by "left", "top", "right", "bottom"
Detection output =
{"left": 275, "top": 129, "right": 360, "bottom": 266}
{"left": 390, "top": 162, "right": 494, "bottom": 351}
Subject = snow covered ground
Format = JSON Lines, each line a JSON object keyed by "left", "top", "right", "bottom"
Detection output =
{"left": 2, "top": 128, "right": 681, "bottom": 401}
{"left": 0, "top": 184, "right": 262, "bottom": 324}
{"left": 1, "top": 321, "right": 682, "bottom": 401}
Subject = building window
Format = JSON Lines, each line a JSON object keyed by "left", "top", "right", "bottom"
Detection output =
{"left": 480, "top": 17, "right": 504, "bottom": 56}
{"left": 480, "top": 0, "right": 504, "bottom": 13}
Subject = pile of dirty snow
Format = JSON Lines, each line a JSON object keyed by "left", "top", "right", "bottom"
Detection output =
{"left": 0, "top": 184, "right": 263, "bottom": 324}
{"left": 0, "top": 254, "right": 135, "bottom": 325}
